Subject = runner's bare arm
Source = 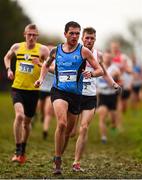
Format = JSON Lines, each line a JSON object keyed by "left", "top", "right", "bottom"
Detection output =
{"left": 4, "top": 43, "right": 19, "bottom": 70}
{"left": 45, "top": 47, "right": 56, "bottom": 68}
{"left": 32, "top": 45, "right": 50, "bottom": 67}
{"left": 4, "top": 43, "right": 19, "bottom": 80}
{"left": 82, "top": 47, "right": 104, "bottom": 77}
{"left": 41, "top": 45, "right": 50, "bottom": 60}
{"left": 34, "top": 47, "right": 56, "bottom": 87}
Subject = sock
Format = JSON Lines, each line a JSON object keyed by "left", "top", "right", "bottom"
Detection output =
{"left": 53, "top": 156, "right": 61, "bottom": 162}
{"left": 16, "top": 143, "right": 21, "bottom": 155}
{"left": 21, "top": 142, "right": 27, "bottom": 155}
{"left": 43, "top": 131, "right": 48, "bottom": 139}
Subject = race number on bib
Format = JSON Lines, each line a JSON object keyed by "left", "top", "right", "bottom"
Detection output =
{"left": 83, "top": 81, "right": 91, "bottom": 90}
{"left": 59, "top": 70, "right": 77, "bottom": 82}
{"left": 19, "top": 62, "right": 34, "bottom": 74}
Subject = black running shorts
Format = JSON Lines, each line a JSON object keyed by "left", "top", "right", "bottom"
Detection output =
{"left": 11, "top": 88, "right": 39, "bottom": 118}
{"left": 80, "top": 95, "right": 97, "bottom": 112}
{"left": 98, "top": 94, "right": 118, "bottom": 110}
{"left": 50, "top": 87, "right": 81, "bottom": 115}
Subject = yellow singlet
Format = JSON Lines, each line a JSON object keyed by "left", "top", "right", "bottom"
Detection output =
{"left": 12, "top": 42, "right": 42, "bottom": 90}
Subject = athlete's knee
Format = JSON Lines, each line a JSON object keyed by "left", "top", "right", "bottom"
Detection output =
{"left": 15, "top": 112, "right": 24, "bottom": 122}
{"left": 58, "top": 121, "right": 67, "bottom": 132}
{"left": 79, "top": 124, "right": 88, "bottom": 135}
{"left": 23, "top": 120, "right": 31, "bottom": 130}
{"left": 99, "top": 111, "right": 107, "bottom": 120}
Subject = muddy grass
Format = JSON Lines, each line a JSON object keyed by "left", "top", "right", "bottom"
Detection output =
{"left": 1, "top": 93, "right": 142, "bottom": 178}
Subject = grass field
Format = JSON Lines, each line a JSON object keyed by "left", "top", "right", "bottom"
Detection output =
{"left": 1, "top": 92, "right": 142, "bottom": 178}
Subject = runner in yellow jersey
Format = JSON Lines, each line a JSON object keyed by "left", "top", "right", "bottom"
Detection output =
{"left": 4, "top": 24, "right": 49, "bottom": 164}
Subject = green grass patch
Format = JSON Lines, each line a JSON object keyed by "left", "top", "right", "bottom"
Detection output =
{"left": 1, "top": 92, "right": 142, "bottom": 178}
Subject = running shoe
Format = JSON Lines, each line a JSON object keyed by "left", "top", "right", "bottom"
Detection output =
{"left": 18, "top": 155, "right": 26, "bottom": 164}
{"left": 53, "top": 157, "right": 62, "bottom": 175}
{"left": 72, "top": 162, "right": 84, "bottom": 172}
{"left": 11, "top": 154, "right": 20, "bottom": 163}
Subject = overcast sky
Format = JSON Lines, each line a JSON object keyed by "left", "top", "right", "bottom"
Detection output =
{"left": 17, "top": 0, "right": 142, "bottom": 48}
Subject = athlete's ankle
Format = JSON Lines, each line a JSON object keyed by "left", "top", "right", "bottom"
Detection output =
{"left": 15, "top": 143, "right": 22, "bottom": 155}
{"left": 53, "top": 156, "right": 62, "bottom": 161}
{"left": 21, "top": 142, "right": 27, "bottom": 155}
{"left": 73, "top": 160, "right": 80, "bottom": 165}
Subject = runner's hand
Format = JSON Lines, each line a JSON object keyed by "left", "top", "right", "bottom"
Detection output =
{"left": 7, "top": 68, "right": 14, "bottom": 80}
{"left": 34, "top": 79, "right": 43, "bottom": 88}
{"left": 82, "top": 70, "right": 92, "bottom": 79}
{"left": 112, "top": 83, "right": 122, "bottom": 95}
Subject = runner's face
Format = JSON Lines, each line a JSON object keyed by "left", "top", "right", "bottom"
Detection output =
{"left": 110, "top": 42, "right": 120, "bottom": 54}
{"left": 103, "top": 52, "right": 112, "bottom": 65}
{"left": 82, "top": 32, "right": 96, "bottom": 50}
{"left": 24, "top": 29, "right": 38, "bottom": 46}
{"left": 65, "top": 27, "right": 80, "bottom": 46}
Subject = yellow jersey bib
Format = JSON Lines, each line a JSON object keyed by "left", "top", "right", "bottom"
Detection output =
{"left": 12, "top": 42, "right": 42, "bottom": 90}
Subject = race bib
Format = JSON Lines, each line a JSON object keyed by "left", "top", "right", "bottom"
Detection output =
{"left": 59, "top": 70, "right": 77, "bottom": 82}
{"left": 98, "top": 78, "right": 108, "bottom": 88}
{"left": 19, "top": 62, "right": 34, "bottom": 74}
{"left": 83, "top": 81, "right": 91, "bottom": 90}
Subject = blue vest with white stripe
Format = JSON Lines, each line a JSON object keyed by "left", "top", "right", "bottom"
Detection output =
{"left": 53, "top": 43, "right": 86, "bottom": 95}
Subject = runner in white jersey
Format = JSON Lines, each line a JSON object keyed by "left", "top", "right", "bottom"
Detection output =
{"left": 82, "top": 49, "right": 97, "bottom": 96}
{"left": 97, "top": 49, "right": 121, "bottom": 143}
{"left": 38, "top": 45, "right": 55, "bottom": 139}
{"left": 38, "top": 71, "right": 54, "bottom": 139}
{"left": 66, "top": 27, "right": 120, "bottom": 172}
{"left": 69, "top": 49, "right": 98, "bottom": 138}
